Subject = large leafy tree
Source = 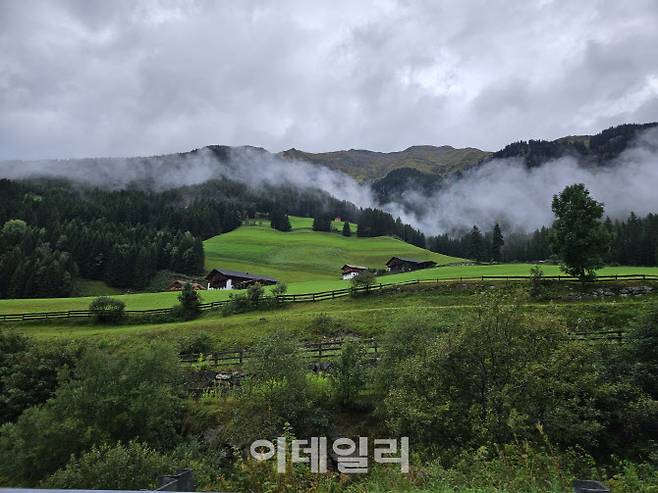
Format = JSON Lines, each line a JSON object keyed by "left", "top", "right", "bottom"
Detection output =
{"left": 550, "top": 183, "right": 610, "bottom": 281}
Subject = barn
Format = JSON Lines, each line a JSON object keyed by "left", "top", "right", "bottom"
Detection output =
{"left": 206, "top": 268, "right": 278, "bottom": 290}
{"left": 386, "top": 256, "right": 437, "bottom": 273}
{"left": 340, "top": 264, "right": 368, "bottom": 280}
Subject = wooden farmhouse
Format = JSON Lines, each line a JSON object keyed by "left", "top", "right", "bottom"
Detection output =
{"left": 205, "top": 268, "right": 278, "bottom": 290}
{"left": 386, "top": 256, "right": 437, "bottom": 273}
{"left": 340, "top": 264, "right": 368, "bottom": 280}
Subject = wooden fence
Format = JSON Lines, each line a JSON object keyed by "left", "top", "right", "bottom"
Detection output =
{"left": 181, "top": 330, "right": 630, "bottom": 374}
{"left": 181, "top": 338, "right": 380, "bottom": 367}
{"left": 1, "top": 273, "right": 656, "bottom": 323}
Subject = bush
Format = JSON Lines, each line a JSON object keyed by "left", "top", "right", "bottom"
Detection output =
{"left": 271, "top": 282, "right": 288, "bottom": 297}
{"left": 176, "top": 283, "right": 202, "bottom": 320}
{"left": 217, "top": 332, "right": 326, "bottom": 447}
{"left": 329, "top": 339, "right": 368, "bottom": 408}
{"left": 0, "top": 339, "right": 79, "bottom": 424}
{"left": 382, "top": 292, "right": 608, "bottom": 452}
{"left": 350, "top": 270, "right": 376, "bottom": 293}
{"left": 0, "top": 341, "right": 185, "bottom": 484}
{"left": 89, "top": 296, "right": 125, "bottom": 324}
{"left": 222, "top": 282, "right": 278, "bottom": 315}
{"left": 42, "top": 441, "right": 169, "bottom": 490}
{"left": 178, "top": 331, "right": 214, "bottom": 355}
{"left": 530, "top": 265, "right": 544, "bottom": 298}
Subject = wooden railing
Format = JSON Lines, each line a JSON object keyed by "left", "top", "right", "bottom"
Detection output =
{"left": 181, "top": 338, "right": 380, "bottom": 369}
{"left": 1, "top": 274, "right": 656, "bottom": 323}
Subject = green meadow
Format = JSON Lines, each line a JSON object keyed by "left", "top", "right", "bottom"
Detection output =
{"left": 1, "top": 215, "right": 658, "bottom": 315}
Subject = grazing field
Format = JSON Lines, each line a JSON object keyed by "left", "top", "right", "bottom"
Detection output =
{"left": 2, "top": 262, "right": 658, "bottom": 314}
{"left": 2, "top": 215, "right": 658, "bottom": 315}
{"left": 204, "top": 216, "right": 460, "bottom": 283}
{"left": 8, "top": 282, "right": 658, "bottom": 344}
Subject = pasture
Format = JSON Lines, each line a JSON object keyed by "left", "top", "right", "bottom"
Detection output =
{"left": 2, "top": 262, "right": 658, "bottom": 314}
{"left": 2, "top": 214, "right": 658, "bottom": 315}
{"left": 7, "top": 281, "right": 657, "bottom": 347}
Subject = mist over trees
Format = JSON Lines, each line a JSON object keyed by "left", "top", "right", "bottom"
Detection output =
{"left": 0, "top": 177, "right": 430, "bottom": 299}
{"left": 429, "top": 212, "right": 658, "bottom": 267}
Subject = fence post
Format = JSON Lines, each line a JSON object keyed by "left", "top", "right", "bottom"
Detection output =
{"left": 239, "top": 349, "right": 244, "bottom": 366}
{"left": 318, "top": 342, "right": 323, "bottom": 363}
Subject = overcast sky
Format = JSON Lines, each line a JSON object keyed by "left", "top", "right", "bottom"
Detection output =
{"left": 1, "top": 0, "right": 657, "bottom": 160}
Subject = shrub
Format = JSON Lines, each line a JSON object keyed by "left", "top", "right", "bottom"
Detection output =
{"left": 222, "top": 282, "right": 277, "bottom": 315}
{"left": 271, "top": 282, "right": 288, "bottom": 297}
{"left": 89, "top": 296, "right": 125, "bottom": 324}
{"left": 176, "top": 282, "right": 202, "bottom": 320}
{"left": 329, "top": 339, "right": 368, "bottom": 408}
{"left": 530, "top": 265, "right": 544, "bottom": 298}
{"left": 0, "top": 340, "right": 79, "bottom": 424}
{"left": 246, "top": 282, "right": 264, "bottom": 304}
{"left": 382, "top": 291, "right": 607, "bottom": 452}
{"left": 0, "top": 341, "right": 185, "bottom": 484}
{"left": 217, "top": 332, "right": 326, "bottom": 447}
{"left": 350, "top": 270, "right": 376, "bottom": 293}
{"left": 178, "top": 331, "right": 214, "bottom": 355}
{"left": 42, "top": 441, "right": 169, "bottom": 490}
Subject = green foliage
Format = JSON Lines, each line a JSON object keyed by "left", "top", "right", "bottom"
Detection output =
{"left": 627, "top": 305, "right": 658, "bottom": 399}
{"left": 491, "top": 223, "right": 504, "bottom": 262}
{"left": 381, "top": 292, "right": 612, "bottom": 452}
{"left": 178, "top": 331, "right": 214, "bottom": 355}
{"left": 176, "top": 282, "right": 202, "bottom": 320}
{"left": 468, "top": 225, "right": 487, "bottom": 262}
{"left": 329, "top": 339, "right": 368, "bottom": 408}
{"left": 0, "top": 219, "right": 76, "bottom": 299}
{"left": 530, "top": 265, "right": 544, "bottom": 298}
{"left": 350, "top": 270, "right": 376, "bottom": 291}
{"left": 357, "top": 208, "right": 426, "bottom": 247}
{"left": 42, "top": 441, "right": 169, "bottom": 490}
{"left": 270, "top": 209, "right": 292, "bottom": 232}
{"left": 218, "top": 332, "right": 325, "bottom": 447}
{"left": 0, "top": 341, "right": 184, "bottom": 484}
{"left": 247, "top": 282, "right": 265, "bottom": 303}
{"left": 271, "top": 282, "right": 288, "bottom": 297}
{"left": 551, "top": 183, "right": 610, "bottom": 281}
{"left": 311, "top": 215, "right": 331, "bottom": 232}
{"left": 342, "top": 220, "right": 352, "bottom": 237}
{"left": 222, "top": 282, "right": 272, "bottom": 315}
{"left": 89, "top": 296, "right": 126, "bottom": 324}
{"left": 0, "top": 338, "right": 78, "bottom": 424}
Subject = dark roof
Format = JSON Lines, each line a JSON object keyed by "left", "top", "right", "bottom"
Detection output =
{"left": 386, "top": 256, "right": 437, "bottom": 265}
{"left": 341, "top": 264, "right": 368, "bottom": 270}
{"left": 206, "top": 268, "right": 278, "bottom": 283}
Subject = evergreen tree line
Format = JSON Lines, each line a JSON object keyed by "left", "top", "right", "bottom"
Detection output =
{"left": 0, "top": 178, "right": 428, "bottom": 297}
{"left": 355, "top": 208, "right": 426, "bottom": 247}
{"left": 0, "top": 220, "right": 77, "bottom": 299}
{"left": 429, "top": 212, "right": 658, "bottom": 266}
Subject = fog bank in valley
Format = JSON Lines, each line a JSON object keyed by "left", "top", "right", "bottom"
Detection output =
{"left": 1, "top": 128, "right": 657, "bottom": 236}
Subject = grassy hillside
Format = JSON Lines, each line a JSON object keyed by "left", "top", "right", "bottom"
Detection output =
{"left": 203, "top": 216, "right": 461, "bottom": 283}
{"left": 278, "top": 145, "right": 491, "bottom": 180}
{"left": 2, "top": 263, "right": 658, "bottom": 314}
{"left": 3, "top": 215, "right": 658, "bottom": 315}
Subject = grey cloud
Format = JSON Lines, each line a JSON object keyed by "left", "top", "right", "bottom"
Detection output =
{"left": 389, "top": 128, "right": 658, "bottom": 234}
{"left": 0, "top": 0, "right": 657, "bottom": 160}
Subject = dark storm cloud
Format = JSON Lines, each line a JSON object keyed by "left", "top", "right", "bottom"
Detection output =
{"left": 1, "top": 0, "right": 657, "bottom": 160}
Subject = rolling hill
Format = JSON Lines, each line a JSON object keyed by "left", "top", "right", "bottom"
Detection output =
{"left": 278, "top": 145, "right": 491, "bottom": 181}
{"left": 203, "top": 216, "right": 462, "bottom": 283}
